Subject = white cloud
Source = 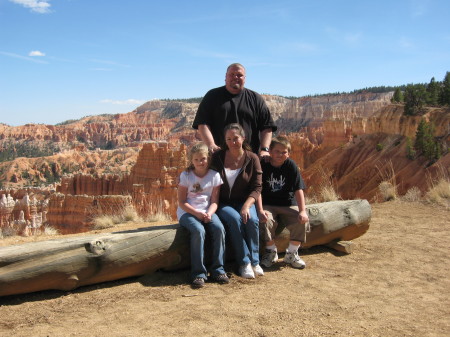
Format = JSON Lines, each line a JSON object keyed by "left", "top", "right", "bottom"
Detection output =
{"left": 0, "top": 51, "right": 48, "bottom": 64}
{"left": 29, "top": 50, "right": 45, "bottom": 56}
{"left": 9, "top": 0, "right": 51, "bottom": 14}
{"left": 100, "top": 99, "right": 145, "bottom": 105}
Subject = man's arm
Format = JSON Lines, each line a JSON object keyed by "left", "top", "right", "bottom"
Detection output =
{"left": 198, "top": 124, "right": 220, "bottom": 152}
{"left": 259, "top": 128, "right": 272, "bottom": 158}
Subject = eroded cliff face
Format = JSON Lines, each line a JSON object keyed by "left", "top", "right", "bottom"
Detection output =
{"left": 1, "top": 93, "right": 448, "bottom": 232}
{"left": 50, "top": 142, "right": 188, "bottom": 227}
{"left": 302, "top": 106, "right": 450, "bottom": 201}
{"left": 276, "top": 92, "right": 393, "bottom": 134}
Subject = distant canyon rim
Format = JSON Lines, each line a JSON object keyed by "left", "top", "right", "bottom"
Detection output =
{"left": 0, "top": 92, "right": 448, "bottom": 234}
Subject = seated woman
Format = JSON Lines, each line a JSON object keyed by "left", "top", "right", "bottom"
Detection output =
{"left": 210, "top": 123, "right": 264, "bottom": 279}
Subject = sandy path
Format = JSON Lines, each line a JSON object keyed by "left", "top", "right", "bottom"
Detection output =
{"left": 1, "top": 201, "right": 449, "bottom": 337}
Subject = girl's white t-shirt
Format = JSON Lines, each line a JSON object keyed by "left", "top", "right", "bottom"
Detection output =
{"left": 176, "top": 169, "right": 223, "bottom": 220}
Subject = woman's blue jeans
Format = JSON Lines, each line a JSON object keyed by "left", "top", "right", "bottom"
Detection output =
{"left": 179, "top": 213, "right": 226, "bottom": 280}
{"left": 217, "top": 203, "right": 260, "bottom": 267}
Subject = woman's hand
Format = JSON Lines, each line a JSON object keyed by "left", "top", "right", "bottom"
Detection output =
{"left": 240, "top": 206, "right": 251, "bottom": 224}
{"left": 258, "top": 210, "right": 268, "bottom": 224}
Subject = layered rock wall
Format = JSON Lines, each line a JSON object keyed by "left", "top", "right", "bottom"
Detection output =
{"left": 46, "top": 194, "right": 132, "bottom": 232}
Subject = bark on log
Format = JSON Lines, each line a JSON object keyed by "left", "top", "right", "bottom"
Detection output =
{"left": 0, "top": 200, "right": 371, "bottom": 297}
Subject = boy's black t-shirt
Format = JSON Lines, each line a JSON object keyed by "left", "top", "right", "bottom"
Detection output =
{"left": 260, "top": 158, "right": 306, "bottom": 206}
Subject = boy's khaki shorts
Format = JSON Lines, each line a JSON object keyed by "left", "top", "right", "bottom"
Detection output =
{"left": 261, "top": 205, "right": 307, "bottom": 243}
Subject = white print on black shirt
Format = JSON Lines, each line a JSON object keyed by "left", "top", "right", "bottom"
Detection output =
{"left": 267, "top": 173, "right": 285, "bottom": 192}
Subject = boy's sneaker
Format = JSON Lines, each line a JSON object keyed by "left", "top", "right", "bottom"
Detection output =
{"left": 283, "top": 250, "right": 306, "bottom": 269}
{"left": 239, "top": 263, "right": 255, "bottom": 279}
{"left": 260, "top": 249, "right": 279, "bottom": 268}
{"left": 252, "top": 264, "right": 264, "bottom": 276}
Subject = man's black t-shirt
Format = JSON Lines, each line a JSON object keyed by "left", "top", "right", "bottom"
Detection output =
{"left": 193, "top": 86, "right": 277, "bottom": 153}
{"left": 261, "top": 158, "right": 306, "bottom": 206}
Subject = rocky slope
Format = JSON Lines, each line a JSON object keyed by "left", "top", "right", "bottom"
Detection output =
{"left": 1, "top": 92, "right": 449, "bottom": 232}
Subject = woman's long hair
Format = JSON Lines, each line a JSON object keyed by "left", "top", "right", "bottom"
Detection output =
{"left": 221, "top": 123, "right": 252, "bottom": 151}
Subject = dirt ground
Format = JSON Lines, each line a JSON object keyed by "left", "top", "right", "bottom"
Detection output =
{"left": 0, "top": 200, "right": 449, "bottom": 337}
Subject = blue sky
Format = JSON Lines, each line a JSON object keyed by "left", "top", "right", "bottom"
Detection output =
{"left": 1, "top": 0, "right": 449, "bottom": 126}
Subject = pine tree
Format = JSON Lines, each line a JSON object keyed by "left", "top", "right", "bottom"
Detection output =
{"left": 422, "top": 123, "right": 435, "bottom": 160}
{"left": 392, "top": 88, "right": 403, "bottom": 103}
{"left": 406, "top": 137, "right": 416, "bottom": 159}
{"left": 439, "top": 71, "right": 450, "bottom": 105}
{"left": 426, "top": 77, "right": 439, "bottom": 106}
{"left": 404, "top": 84, "right": 426, "bottom": 115}
{"left": 414, "top": 119, "right": 426, "bottom": 151}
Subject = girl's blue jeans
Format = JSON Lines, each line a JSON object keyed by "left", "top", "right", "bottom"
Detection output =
{"left": 179, "top": 213, "right": 226, "bottom": 280}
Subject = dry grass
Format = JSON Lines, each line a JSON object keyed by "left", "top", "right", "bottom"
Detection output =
{"left": 377, "top": 160, "right": 398, "bottom": 201}
{"left": 378, "top": 181, "right": 397, "bottom": 201}
{"left": 425, "top": 165, "right": 450, "bottom": 207}
{"left": 92, "top": 205, "right": 172, "bottom": 230}
{"left": 318, "top": 185, "right": 340, "bottom": 202}
{"left": 309, "top": 166, "right": 341, "bottom": 203}
{"left": 426, "top": 178, "right": 450, "bottom": 207}
{"left": 93, "top": 206, "right": 144, "bottom": 230}
{"left": 41, "top": 226, "right": 59, "bottom": 236}
{"left": 0, "top": 224, "right": 59, "bottom": 239}
{"left": 92, "top": 215, "right": 116, "bottom": 230}
{"left": 145, "top": 211, "right": 172, "bottom": 223}
{"left": 0, "top": 226, "right": 19, "bottom": 239}
{"left": 402, "top": 186, "right": 422, "bottom": 202}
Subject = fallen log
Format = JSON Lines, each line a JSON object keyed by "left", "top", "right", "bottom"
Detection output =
{"left": 0, "top": 199, "right": 371, "bottom": 297}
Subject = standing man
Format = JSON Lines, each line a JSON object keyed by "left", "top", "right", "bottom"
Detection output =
{"left": 192, "top": 63, "right": 277, "bottom": 157}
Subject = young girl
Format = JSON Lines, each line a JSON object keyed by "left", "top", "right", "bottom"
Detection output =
{"left": 177, "top": 142, "right": 229, "bottom": 288}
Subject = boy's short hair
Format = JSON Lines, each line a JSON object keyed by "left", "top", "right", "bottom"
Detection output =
{"left": 270, "top": 136, "right": 291, "bottom": 152}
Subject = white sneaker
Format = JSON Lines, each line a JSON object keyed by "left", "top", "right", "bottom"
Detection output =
{"left": 283, "top": 250, "right": 306, "bottom": 269}
{"left": 260, "top": 249, "right": 279, "bottom": 268}
{"left": 252, "top": 264, "right": 264, "bottom": 276}
{"left": 239, "top": 263, "right": 255, "bottom": 279}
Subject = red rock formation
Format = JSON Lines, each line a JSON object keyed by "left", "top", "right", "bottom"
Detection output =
{"left": 46, "top": 194, "right": 133, "bottom": 232}
{"left": 302, "top": 106, "right": 450, "bottom": 201}
{"left": 2, "top": 94, "right": 448, "bottom": 233}
{"left": 55, "top": 141, "right": 188, "bottom": 222}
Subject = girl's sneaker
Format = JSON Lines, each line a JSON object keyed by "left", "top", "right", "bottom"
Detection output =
{"left": 192, "top": 277, "right": 205, "bottom": 288}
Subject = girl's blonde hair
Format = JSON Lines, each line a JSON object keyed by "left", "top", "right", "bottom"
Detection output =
{"left": 186, "top": 142, "right": 210, "bottom": 172}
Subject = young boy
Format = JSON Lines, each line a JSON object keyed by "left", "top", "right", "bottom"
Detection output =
{"left": 257, "top": 136, "right": 309, "bottom": 269}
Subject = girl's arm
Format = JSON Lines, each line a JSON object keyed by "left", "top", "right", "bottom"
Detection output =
{"left": 177, "top": 185, "right": 205, "bottom": 220}
{"left": 204, "top": 185, "right": 220, "bottom": 222}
